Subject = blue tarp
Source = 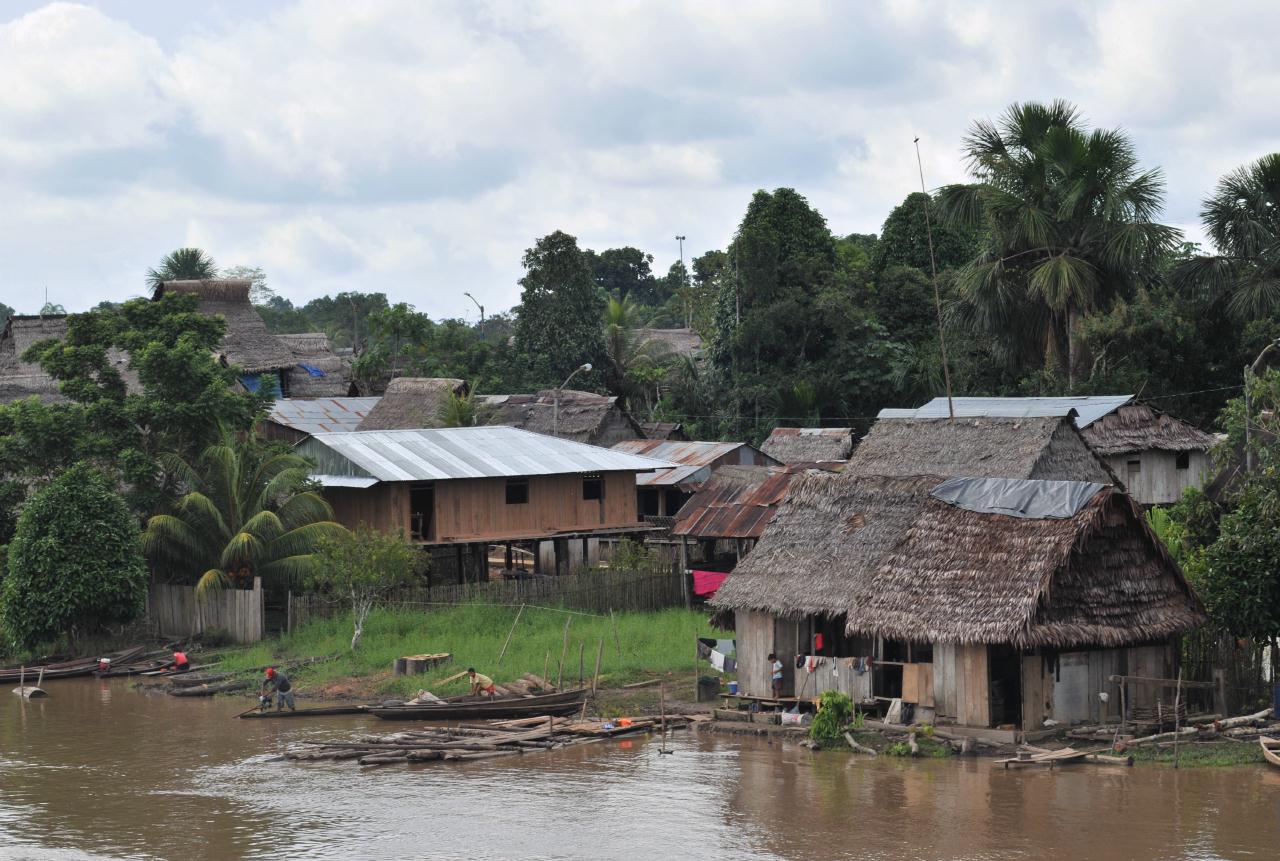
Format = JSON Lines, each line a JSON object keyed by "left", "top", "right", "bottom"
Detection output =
{"left": 930, "top": 476, "right": 1104, "bottom": 519}
{"left": 238, "top": 373, "right": 281, "bottom": 397}
{"left": 298, "top": 363, "right": 326, "bottom": 377}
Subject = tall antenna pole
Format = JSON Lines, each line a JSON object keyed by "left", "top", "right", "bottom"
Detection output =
{"left": 914, "top": 137, "right": 955, "bottom": 420}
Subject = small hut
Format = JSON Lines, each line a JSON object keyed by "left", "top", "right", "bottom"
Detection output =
{"left": 848, "top": 415, "right": 1116, "bottom": 485}
{"left": 356, "top": 377, "right": 469, "bottom": 431}
{"left": 0, "top": 315, "right": 70, "bottom": 404}
{"left": 712, "top": 472, "right": 1205, "bottom": 738}
{"left": 475, "top": 390, "right": 644, "bottom": 447}
{"left": 640, "top": 421, "right": 687, "bottom": 441}
{"left": 760, "top": 427, "right": 854, "bottom": 465}
{"left": 278, "top": 332, "right": 355, "bottom": 398}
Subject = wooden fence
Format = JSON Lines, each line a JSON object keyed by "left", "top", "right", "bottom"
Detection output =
{"left": 287, "top": 567, "right": 687, "bottom": 633}
{"left": 150, "top": 578, "right": 265, "bottom": 644}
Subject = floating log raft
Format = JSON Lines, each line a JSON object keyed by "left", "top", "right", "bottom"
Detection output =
{"left": 167, "top": 679, "right": 250, "bottom": 698}
{"left": 282, "top": 714, "right": 686, "bottom": 767}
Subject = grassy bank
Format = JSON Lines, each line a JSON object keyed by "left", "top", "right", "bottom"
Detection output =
{"left": 1125, "top": 741, "right": 1266, "bottom": 767}
{"left": 214, "top": 603, "right": 711, "bottom": 700}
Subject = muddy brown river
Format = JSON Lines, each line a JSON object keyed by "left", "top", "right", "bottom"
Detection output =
{"left": 2, "top": 678, "right": 1279, "bottom": 860}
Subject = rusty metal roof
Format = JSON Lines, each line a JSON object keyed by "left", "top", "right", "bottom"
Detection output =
{"left": 671, "top": 465, "right": 798, "bottom": 539}
{"left": 267, "top": 397, "right": 381, "bottom": 435}
{"left": 611, "top": 439, "right": 778, "bottom": 487}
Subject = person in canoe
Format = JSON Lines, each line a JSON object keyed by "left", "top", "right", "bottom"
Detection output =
{"left": 170, "top": 650, "right": 190, "bottom": 673}
{"left": 467, "top": 668, "right": 497, "bottom": 697}
{"left": 261, "top": 667, "right": 295, "bottom": 711}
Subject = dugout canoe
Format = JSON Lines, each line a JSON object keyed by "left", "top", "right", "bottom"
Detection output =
{"left": 238, "top": 704, "right": 371, "bottom": 719}
{"left": 1261, "top": 736, "right": 1280, "bottom": 768}
{"left": 368, "top": 689, "right": 588, "bottom": 721}
{"left": 0, "top": 646, "right": 146, "bottom": 684}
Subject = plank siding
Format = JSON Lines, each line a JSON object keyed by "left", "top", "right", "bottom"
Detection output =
{"left": 959, "top": 644, "right": 990, "bottom": 727}
{"left": 737, "top": 610, "right": 776, "bottom": 699}
{"left": 149, "top": 578, "right": 264, "bottom": 643}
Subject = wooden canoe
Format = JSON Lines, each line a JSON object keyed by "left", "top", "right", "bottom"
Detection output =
{"left": 369, "top": 689, "right": 588, "bottom": 722}
{"left": 0, "top": 645, "right": 146, "bottom": 684}
{"left": 1260, "top": 736, "right": 1280, "bottom": 767}
{"left": 238, "top": 705, "right": 371, "bottom": 719}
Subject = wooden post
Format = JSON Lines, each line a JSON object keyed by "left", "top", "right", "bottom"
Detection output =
{"left": 659, "top": 681, "right": 668, "bottom": 753}
{"left": 496, "top": 603, "right": 525, "bottom": 666}
{"left": 556, "top": 616, "right": 572, "bottom": 689}
{"left": 609, "top": 608, "right": 622, "bottom": 657}
{"left": 592, "top": 638, "right": 604, "bottom": 694}
{"left": 578, "top": 640, "right": 585, "bottom": 687}
{"left": 678, "top": 538, "right": 690, "bottom": 609}
{"left": 543, "top": 652, "right": 550, "bottom": 690}
{"left": 286, "top": 589, "right": 292, "bottom": 635}
{"left": 505, "top": 543, "right": 513, "bottom": 573}
{"left": 1173, "top": 667, "right": 1184, "bottom": 769}
{"left": 1213, "top": 668, "right": 1227, "bottom": 717}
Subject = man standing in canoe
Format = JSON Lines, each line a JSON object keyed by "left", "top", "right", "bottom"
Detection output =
{"left": 467, "top": 668, "right": 497, "bottom": 697}
{"left": 261, "top": 666, "right": 295, "bottom": 711}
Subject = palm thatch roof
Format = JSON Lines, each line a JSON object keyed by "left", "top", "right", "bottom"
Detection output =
{"left": 278, "top": 332, "right": 353, "bottom": 398}
{"left": 633, "top": 328, "right": 702, "bottom": 358}
{"left": 155, "top": 280, "right": 295, "bottom": 373}
{"left": 0, "top": 315, "right": 138, "bottom": 404}
{"left": 1080, "top": 402, "right": 1215, "bottom": 457}
{"left": 761, "top": 427, "right": 854, "bottom": 464}
{"left": 671, "top": 464, "right": 797, "bottom": 539}
{"left": 847, "top": 416, "right": 1116, "bottom": 485}
{"left": 356, "top": 377, "right": 469, "bottom": 430}
{"left": 846, "top": 482, "right": 1206, "bottom": 648}
{"left": 711, "top": 472, "right": 942, "bottom": 619}
{"left": 640, "top": 421, "right": 687, "bottom": 440}
{"left": 475, "top": 390, "right": 644, "bottom": 446}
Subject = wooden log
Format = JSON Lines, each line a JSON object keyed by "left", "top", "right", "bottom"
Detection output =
{"left": 394, "top": 657, "right": 408, "bottom": 676}
{"left": 1214, "top": 708, "right": 1273, "bottom": 731}
{"left": 359, "top": 752, "right": 410, "bottom": 765}
{"left": 844, "top": 732, "right": 878, "bottom": 756}
{"left": 406, "top": 657, "right": 427, "bottom": 676}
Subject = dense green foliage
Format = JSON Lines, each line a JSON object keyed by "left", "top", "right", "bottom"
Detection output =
{"left": 309, "top": 525, "right": 418, "bottom": 650}
{"left": 140, "top": 435, "right": 346, "bottom": 594}
{"left": 809, "top": 690, "right": 854, "bottom": 747}
{"left": 1, "top": 463, "right": 147, "bottom": 649}
{"left": 514, "top": 230, "right": 608, "bottom": 384}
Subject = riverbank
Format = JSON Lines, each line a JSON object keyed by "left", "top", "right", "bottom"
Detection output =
{"left": 208, "top": 604, "right": 712, "bottom": 703}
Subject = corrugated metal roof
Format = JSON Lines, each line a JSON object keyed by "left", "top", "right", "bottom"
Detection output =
{"left": 312, "top": 475, "right": 380, "bottom": 488}
{"left": 268, "top": 397, "right": 381, "bottom": 435}
{"left": 300, "top": 426, "right": 675, "bottom": 483}
{"left": 672, "top": 467, "right": 796, "bottom": 539}
{"left": 611, "top": 439, "right": 771, "bottom": 486}
{"left": 878, "top": 395, "right": 1134, "bottom": 429}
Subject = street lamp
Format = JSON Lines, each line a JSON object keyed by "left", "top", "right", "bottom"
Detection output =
{"left": 553, "top": 363, "right": 592, "bottom": 437}
{"left": 463, "top": 291, "right": 485, "bottom": 328}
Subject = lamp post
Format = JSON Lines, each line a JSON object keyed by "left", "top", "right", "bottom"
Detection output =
{"left": 554, "top": 363, "right": 592, "bottom": 437}
{"left": 675, "top": 235, "right": 688, "bottom": 328}
{"left": 463, "top": 291, "right": 485, "bottom": 329}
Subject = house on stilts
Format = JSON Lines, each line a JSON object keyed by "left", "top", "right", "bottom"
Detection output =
{"left": 711, "top": 472, "right": 1206, "bottom": 741}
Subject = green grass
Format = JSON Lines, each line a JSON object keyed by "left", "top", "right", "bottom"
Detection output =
{"left": 1125, "top": 741, "right": 1266, "bottom": 767}
{"left": 213, "top": 604, "right": 710, "bottom": 699}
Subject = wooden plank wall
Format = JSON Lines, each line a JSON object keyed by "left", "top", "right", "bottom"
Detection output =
{"left": 736, "top": 610, "right": 775, "bottom": 698}
{"left": 288, "top": 567, "right": 685, "bottom": 633}
{"left": 325, "top": 484, "right": 410, "bottom": 534}
{"left": 149, "top": 578, "right": 264, "bottom": 644}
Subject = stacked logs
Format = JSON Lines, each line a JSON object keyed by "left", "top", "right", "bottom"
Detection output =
{"left": 283, "top": 714, "right": 687, "bottom": 767}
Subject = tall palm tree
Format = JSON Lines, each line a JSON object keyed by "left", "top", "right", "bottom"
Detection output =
{"left": 1174, "top": 153, "right": 1280, "bottom": 318}
{"left": 141, "top": 435, "right": 347, "bottom": 595}
{"left": 938, "top": 100, "right": 1178, "bottom": 387}
{"left": 147, "top": 248, "right": 218, "bottom": 291}
{"left": 602, "top": 296, "right": 672, "bottom": 413}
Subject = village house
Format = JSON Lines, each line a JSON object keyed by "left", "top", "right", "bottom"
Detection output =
{"left": 356, "top": 377, "right": 470, "bottom": 431}
{"left": 880, "top": 396, "right": 1214, "bottom": 505}
{"left": 760, "top": 427, "right": 855, "bottom": 466}
{"left": 610, "top": 439, "right": 782, "bottom": 518}
{"left": 711, "top": 472, "right": 1207, "bottom": 741}
{"left": 296, "top": 425, "right": 672, "bottom": 580}
{"left": 0, "top": 314, "right": 77, "bottom": 404}
{"left": 276, "top": 332, "right": 357, "bottom": 398}
{"left": 638, "top": 421, "right": 687, "bottom": 441}
{"left": 259, "top": 396, "right": 381, "bottom": 445}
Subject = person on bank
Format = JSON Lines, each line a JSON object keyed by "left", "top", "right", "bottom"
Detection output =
{"left": 171, "top": 649, "right": 190, "bottom": 673}
{"left": 768, "top": 652, "right": 783, "bottom": 698}
{"left": 262, "top": 666, "right": 295, "bottom": 711}
{"left": 467, "top": 668, "right": 497, "bottom": 697}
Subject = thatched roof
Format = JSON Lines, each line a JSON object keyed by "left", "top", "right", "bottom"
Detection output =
{"left": 848, "top": 416, "right": 1116, "bottom": 485}
{"left": 475, "top": 390, "right": 644, "bottom": 446}
{"left": 1080, "top": 402, "right": 1215, "bottom": 457}
{"left": 356, "top": 377, "right": 469, "bottom": 431}
{"left": 712, "top": 471, "right": 1206, "bottom": 648}
{"left": 846, "top": 483, "right": 1206, "bottom": 648}
{"left": 0, "top": 315, "right": 138, "bottom": 404}
{"left": 278, "top": 332, "right": 353, "bottom": 398}
{"left": 671, "top": 465, "right": 797, "bottom": 539}
{"left": 711, "top": 473, "right": 942, "bottom": 619}
{"left": 634, "top": 328, "right": 702, "bottom": 358}
{"left": 155, "top": 280, "right": 295, "bottom": 373}
{"left": 761, "top": 427, "right": 854, "bottom": 464}
{"left": 640, "top": 421, "right": 687, "bottom": 441}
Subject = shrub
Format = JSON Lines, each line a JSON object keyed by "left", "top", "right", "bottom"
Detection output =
{"left": 809, "top": 690, "right": 853, "bottom": 747}
{"left": 1, "top": 463, "right": 148, "bottom": 650}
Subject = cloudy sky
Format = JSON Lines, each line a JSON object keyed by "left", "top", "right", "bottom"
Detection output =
{"left": 0, "top": 1, "right": 1273, "bottom": 318}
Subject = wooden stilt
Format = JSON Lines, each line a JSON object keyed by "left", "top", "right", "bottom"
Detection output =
{"left": 592, "top": 638, "right": 604, "bottom": 694}
{"left": 557, "top": 616, "right": 572, "bottom": 689}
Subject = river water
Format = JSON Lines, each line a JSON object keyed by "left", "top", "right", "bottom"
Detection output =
{"left": 1, "top": 678, "right": 1278, "bottom": 860}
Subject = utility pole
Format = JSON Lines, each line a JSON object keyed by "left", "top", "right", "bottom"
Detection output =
{"left": 914, "top": 136, "right": 955, "bottom": 420}
{"left": 675, "top": 235, "right": 689, "bottom": 328}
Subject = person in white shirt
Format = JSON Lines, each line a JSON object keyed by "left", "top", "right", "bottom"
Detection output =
{"left": 768, "top": 652, "right": 783, "bottom": 698}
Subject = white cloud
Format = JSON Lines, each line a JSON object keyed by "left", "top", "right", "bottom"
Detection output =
{"left": 0, "top": 0, "right": 1274, "bottom": 317}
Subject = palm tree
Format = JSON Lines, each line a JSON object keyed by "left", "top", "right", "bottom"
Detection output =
{"left": 938, "top": 100, "right": 1178, "bottom": 387}
{"left": 602, "top": 296, "right": 673, "bottom": 414}
{"left": 141, "top": 435, "right": 347, "bottom": 595}
{"left": 440, "top": 389, "right": 478, "bottom": 427}
{"left": 1174, "top": 153, "right": 1280, "bottom": 318}
{"left": 147, "top": 248, "right": 218, "bottom": 291}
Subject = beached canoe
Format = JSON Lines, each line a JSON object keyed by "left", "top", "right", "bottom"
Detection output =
{"left": 368, "top": 689, "right": 588, "bottom": 722}
{"left": 238, "top": 704, "right": 371, "bottom": 719}
{"left": 1260, "top": 736, "right": 1280, "bottom": 767}
{"left": 0, "top": 646, "right": 146, "bottom": 684}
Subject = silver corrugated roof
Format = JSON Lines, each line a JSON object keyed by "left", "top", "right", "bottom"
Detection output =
{"left": 611, "top": 439, "right": 766, "bottom": 486}
{"left": 300, "top": 426, "right": 676, "bottom": 482}
{"left": 878, "top": 395, "right": 1134, "bottom": 429}
{"left": 268, "top": 397, "right": 381, "bottom": 435}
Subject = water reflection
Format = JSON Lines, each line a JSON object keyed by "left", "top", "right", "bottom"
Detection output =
{"left": 1, "top": 679, "right": 1278, "bottom": 860}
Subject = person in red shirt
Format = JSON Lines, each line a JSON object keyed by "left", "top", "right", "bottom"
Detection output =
{"left": 171, "top": 650, "right": 190, "bottom": 673}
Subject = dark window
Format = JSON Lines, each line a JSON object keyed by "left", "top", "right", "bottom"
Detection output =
{"left": 1127, "top": 459, "right": 1141, "bottom": 475}
{"left": 410, "top": 484, "right": 434, "bottom": 541}
{"left": 1175, "top": 452, "right": 1190, "bottom": 470}
{"left": 583, "top": 475, "right": 603, "bottom": 500}
{"left": 505, "top": 479, "right": 529, "bottom": 505}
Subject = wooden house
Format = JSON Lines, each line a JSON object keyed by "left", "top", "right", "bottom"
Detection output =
{"left": 277, "top": 332, "right": 357, "bottom": 398}
{"left": 0, "top": 314, "right": 138, "bottom": 405}
{"left": 711, "top": 472, "right": 1206, "bottom": 740}
{"left": 760, "top": 427, "right": 855, "bottom": 465}
{"left": 610, "top": 439, "right": 782, "bottom": 518}
{"left": 880, "top": 396, "right": 1213, "bottom": 505}
{"left": 670, "top": 464, "right": 801, "bottom": 571}
{"left": 296, "top": 426, "right": 672, "bottom": 580}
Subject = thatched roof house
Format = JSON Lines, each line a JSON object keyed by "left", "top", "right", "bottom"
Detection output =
{"left": 0, "top": 314, "right": 138, "bottom": 405}
{"left": 848, "top": 416, "right": 1116, "bottom": 485}
{"left": 634, "top": 328, "right": 702, "bottom": 359}
{"left": 474, "top": 390, "right": 643, "bottom": 447}
{"left": 760, "top": 427, "right": 854, "bottom": 465}
{"left": 356, "top": 377, "right": 468, "bottom": 431}
{"left": 278, "top": 332, "right": 354, "bottom": 398}
{"left": 640, "top": 421, "right": 687, "bottom": 441}
{"left": 154, "top": 280, "right": 295, "bottom": 377}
